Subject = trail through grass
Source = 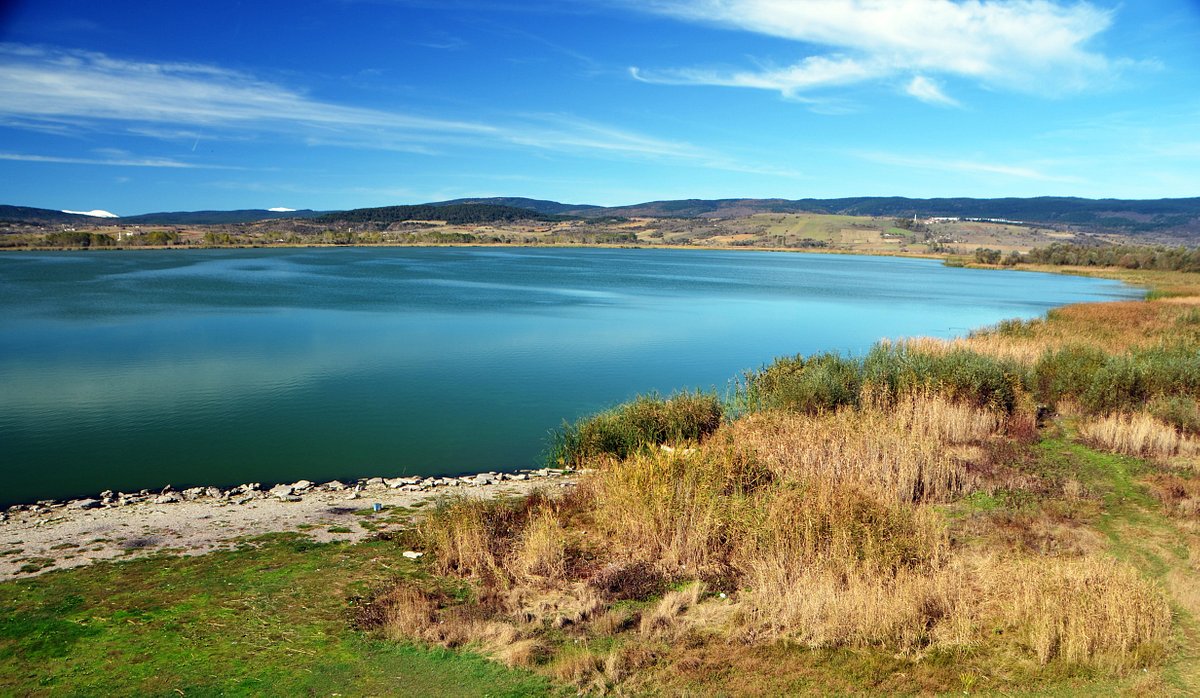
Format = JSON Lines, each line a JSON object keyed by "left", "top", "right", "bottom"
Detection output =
{"left": 1038, "top": 436, "right": 1200, "bottom": 694}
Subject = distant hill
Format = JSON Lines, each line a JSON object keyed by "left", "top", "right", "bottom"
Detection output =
{"left": 0, "top": 205, "right": 109, "bottom": 224}
{"left": 319, "top": 203, "right": 563, "bottom": 225}
{"left": 512, "top": 196, "right": 1199, "bottom": 237}
{"left": 6, "top": 196, "right": 1200, "bottom": 239}
{"left": 121, "top": 209, "right": 325, "bottom": 225}
{"left": 428, "top": 197, "right": 603, "bottom": 216}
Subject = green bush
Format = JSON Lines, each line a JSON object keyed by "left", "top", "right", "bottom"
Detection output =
{"left": 1035, "top": 345, "right": 1200, "bottom": 414}
{"left": 862, "top": 345, "right": 1022, "bottom": 413}
{"left": 1032, "top": 345, "right": 1110, "bottom": 406}
{"left": 1082, "top": 357, "right": 1145, "bottom": 413}
{"left": 746, "top": 352, "right": 861, "bottom": 413}
{"left": 547, "top": 391, "right": 723, "bottom": 467}
{"left": 739, "top": 344, "right": 1023, "bottom": 415}
{"left": 1148, "top": 395, "right": 1200, "bottom": 435}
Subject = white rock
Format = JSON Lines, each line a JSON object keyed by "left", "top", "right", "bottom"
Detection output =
{"left": 71, "top": 498, "right": 102, "bottom": 510}
{"left": 291, "top": 480, "right": 313, "bottom": 492}
{"left": 402, "top": 551, "right": 424, "bottom": 559}
{"left": 154, "top": 494, "right": 180, "bottom": 504}
{"left": 269, "top": 484, "right": 294, "bottom": 498}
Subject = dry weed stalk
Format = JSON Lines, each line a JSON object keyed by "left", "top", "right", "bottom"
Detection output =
{"left": 1081, "top": 411, "right": 1200, "bottom": 461}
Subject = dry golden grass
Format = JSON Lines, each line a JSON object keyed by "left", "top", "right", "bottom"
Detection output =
{"left": 1145, "top": 473, "right": 1200, "bottom": 518}
{"left": 726, "top": 552, "right": 1169, "bottom": 665}
{"left": 419, "top": 496, "right": 507, "bottom": 580}
{"left": 1080, "top": 411, "right": 1200, "bottom": 462}
{"left": 510, "top": 506, "right": 567, "bottom": 581}
{"left": 590, "top": 448, "right": 751, "bottom": 576}
{"left": 550, "top": 649, "right": 604, "bottom": 686}
{"left": 994, "top": 555, "right": 1172, "bottom": 667}
{"left": 727, "top": 392, "right": 1001, "bottom": 502}
{"left": 495, "top": 638, "right": 548, "bottom": 668}
{"left": 639, "top": 581, "right": 704, "bottom": 637}
{"left": 383, "top": 293, "right": 1196, "bottom": 690}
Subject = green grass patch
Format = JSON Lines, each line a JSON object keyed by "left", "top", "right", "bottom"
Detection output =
{"left": 0, "top": 535, "right": 556, "bottom": 696}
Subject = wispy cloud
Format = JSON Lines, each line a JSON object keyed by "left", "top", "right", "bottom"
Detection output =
{"left": 0, "top": 152, "right": 235, "bottom": 169}
{"left": 0, "top": 44, "right": 493, "bottom": 136}
{"left": 0, "top": 43, "right": 786, "bottom": 177}
{"left": 854, "top": 150, "right": 1079, "bottom": 183}
{"left": 409, "top": 31, "right": 469, "bottom": 51}
{"left": 630, "top": 0, "right": 1123, "bottom": 107}
{"left": 904, "top": 76, "right": 960, "bottom": 108}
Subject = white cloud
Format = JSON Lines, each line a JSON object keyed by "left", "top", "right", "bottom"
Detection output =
{"left": 267, "top": 207, "right": 297, "bottom": 212}
{"left": 62, "top": 209, "right": 119, "bottom": 217}
{"left": 633, "top": 54, "right": 877, "bottom": 99}
{"left": 904, "top": 76, "right": 959, "bottom": 107}
{"left": 0, "top": 44, "right": 787, "bottom": 177}
{"left": 631, "top": 0, "right": 1120, "bottom": 106}
{"left": 0, "top": 44, "right": 493, "bottom": 136}
{"left": 0, "top": 151, "right": 232, "bottom": 168}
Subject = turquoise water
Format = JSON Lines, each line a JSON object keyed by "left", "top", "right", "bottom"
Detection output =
{"left": 0, "top": 247, "right": 1137, "bottom": 505}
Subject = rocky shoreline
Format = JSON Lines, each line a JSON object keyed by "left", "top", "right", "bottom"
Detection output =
{"left": 0, "top": 468, "right": 576, "bottom": 580}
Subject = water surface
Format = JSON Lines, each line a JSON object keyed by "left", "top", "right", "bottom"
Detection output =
{"left": 0, "top": 247, "right": 1138, "bottom": 504}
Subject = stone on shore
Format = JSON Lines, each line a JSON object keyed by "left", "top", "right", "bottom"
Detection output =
{"left": 71, "top": 498, "right": 102, "bottom": 510}
{"left": 268, "top": 484, "right": 294, "bottom": 499}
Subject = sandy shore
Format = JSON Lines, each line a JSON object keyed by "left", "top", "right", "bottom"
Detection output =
{"left": 0, "top": 469, "right": 576, "bottom": 580}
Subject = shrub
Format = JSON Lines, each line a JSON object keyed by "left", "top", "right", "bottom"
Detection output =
{"left": 862, "top": 344, "right": 1023, "bottom": 413}
{"left": 745, "top": 351, "right": 861, "bottom": 413}
{"left": 1082, "top": 356, "right": 1145, "bottom": 413}
{"left": 1148, "top": 395, "right": 1200, "bottom": 434}
{"left": 1032, "top": 345, "right": 1110, "bottom": 406}
{"left": 547, "top": 391, "right": 722, "bottom": 467}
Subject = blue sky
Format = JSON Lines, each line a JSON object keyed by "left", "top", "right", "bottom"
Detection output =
{"left": 0, "top": 0, "right": 1198, "bottom": 214}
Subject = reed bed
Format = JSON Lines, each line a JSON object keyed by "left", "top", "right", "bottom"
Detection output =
{"left": 726, "top": 392, "right": 999, "bottom": 502}
{"left": 1080, "top": 411, "right": 1200, "bottom": 461}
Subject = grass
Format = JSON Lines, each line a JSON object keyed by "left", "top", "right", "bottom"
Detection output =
{"left": 0, "top": 534, "right": 556, "bottom": 696}
{"left": 361, "top": 395, "right": 1183, "bottom": 692}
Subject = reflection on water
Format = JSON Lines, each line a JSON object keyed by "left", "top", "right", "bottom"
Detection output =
{"left": 0, "top": 247, "right": 1139, "bottom": 504}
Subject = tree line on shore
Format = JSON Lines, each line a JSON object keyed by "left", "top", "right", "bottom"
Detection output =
{"left": 975, "top": 242, "right": 1200, "bottom": 271}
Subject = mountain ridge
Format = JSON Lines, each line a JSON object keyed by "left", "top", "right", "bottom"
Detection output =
{"left": 5, "top": 195, "right": 1200, "bottom": 236}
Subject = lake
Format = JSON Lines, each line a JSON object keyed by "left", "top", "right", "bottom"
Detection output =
{"left": 0, "top": 247, "right": 1138, "bottom": 505}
